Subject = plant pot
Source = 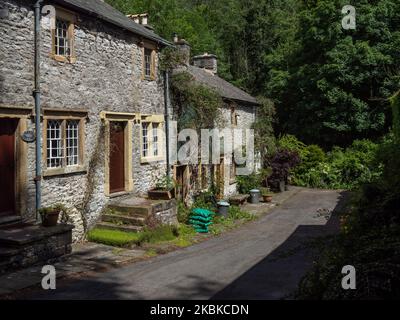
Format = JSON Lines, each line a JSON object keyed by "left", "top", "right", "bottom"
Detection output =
{"left": 41, "top": 210, "right": 60, "bottom": 227}
{"left": 148, "top": 188, "right": 175, "bottom": 200}
{"left": 262, "top": 195, "right": 273, "bottom": 203}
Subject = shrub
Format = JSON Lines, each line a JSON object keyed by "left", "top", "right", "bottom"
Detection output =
{"left": 278, "top": 134, "right": 307, "bottom": 158}
{"left": 236, "top": 173, "right": 264, "bottom": 194}
{"left": 87, "top": 228, "right": 141, "bottom": 248}
{"left": 177, "top": 201, "right": 190, "bottom": 224}
{"left": 267, "top": 149, "right": 301, "bottom": 189}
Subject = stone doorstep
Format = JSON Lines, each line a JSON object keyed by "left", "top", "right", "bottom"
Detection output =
{"left": 0, "top": 224, "right": 74, "bottom": 247}
{"left": 101, "top": 214, "right": 146, "bottom": 226}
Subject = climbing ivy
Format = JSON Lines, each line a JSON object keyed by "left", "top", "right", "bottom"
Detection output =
{"left": 171, "top": 71, "right": 223, "bottom": 131}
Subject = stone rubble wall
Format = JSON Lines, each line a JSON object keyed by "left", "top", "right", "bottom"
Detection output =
{"left": 0, "top": 0, "right": 167, "bottom": 242}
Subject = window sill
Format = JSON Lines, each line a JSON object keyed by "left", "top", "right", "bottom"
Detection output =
{"left": 142, "top": 76, "right": 156, "bottom": 82}
{"left": 43, "top": 165, "right": 87, "bottom": 177}
{"left": 51, "top": 54, "right": 76, "bottom": 64}
{"left": 140, "top": 156, "right": 165, "bottom": 164}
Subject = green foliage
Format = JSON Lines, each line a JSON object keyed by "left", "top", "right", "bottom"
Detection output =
{"left": 155, "top": 175, "right": 175, "bottom": 190}
{"left": 236, "top": 173, "right": 263, "bottom": 195}
{"left": 139, "top": 225, "right": 179, "bottom": 245}
{"left": 391, "top": 91, "right": 400, "bottom": 141}
{"left": 177, "top": 201, "right": 190, "bottom": 224}
{"left": 278, "top": 134, "right": 308, "bottom": 158}
{"left": 269, "top": 0, "right": 400, "bottom": 147}
{"left": 228, "top": 205, "right": 255, "bottom": 221}
{"left": 292, "top": 139, "right": 383, "bottom": 190}
{"left": 297, "top": 134, "right": 400, "bottom": 299}
{"left": 171, "top": 71, "right": 223, "bottom": 130}
{"left": 253, "top": 97, "right": 277, "bottom": 164}
{"left": 87, "top": 228, "right": 141, "bottom": 247}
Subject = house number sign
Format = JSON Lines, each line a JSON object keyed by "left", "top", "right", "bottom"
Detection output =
{"left": 21, "top": 130, "right": 36, "bottom": 143}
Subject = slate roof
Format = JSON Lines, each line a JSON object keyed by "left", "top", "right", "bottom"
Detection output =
{"left": 52, "top": 0, "right": 171, "bottom": 46}
{"left": 187, "top": 65, "right": 259, "bottom": 105}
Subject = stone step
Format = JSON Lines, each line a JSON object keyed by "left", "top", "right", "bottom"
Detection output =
{"left": 101, "top": 214, "right": 146, "bottom": 226}
{"left": 95, "top": 222, "right": 143, "bottom": 233}
{"left": 107, "top": 204, "right": 152, "bottom": 217}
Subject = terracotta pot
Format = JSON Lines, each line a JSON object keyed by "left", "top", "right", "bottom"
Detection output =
{"left": 41, "top": 210, "right": 60, "bottom": 227}
{"left": 263, "top": 195, "right": 273, "bottom": 203}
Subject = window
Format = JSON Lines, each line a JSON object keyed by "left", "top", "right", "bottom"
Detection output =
{"left": 142, "top": 122, "right": 149, "bottom": 158}
{"left": 52, "top": 9, "right": 76, "bottom": 63}
{"left": 152, "top": 123, "right": 159, "bottom": 157}
{"left": 45, "top": 118, "right": 83, "bottom": 170}
{"left": 141, "top": 119, "right": 163, "bottom": 162}
{"left": 55, "top": 19, "right": 71, "bottom": 57}
{"left": 47, "top": 120, "right": 63, "bottom": 168}
{"left": 143, "top": 47, "right": 156, "bottom": 80}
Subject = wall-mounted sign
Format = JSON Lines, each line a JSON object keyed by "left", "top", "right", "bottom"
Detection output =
{"left": 21, "top": 130, "right": 36, "bottom": 143}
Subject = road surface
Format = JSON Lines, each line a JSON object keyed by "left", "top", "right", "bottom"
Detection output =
{"left": 28, "top": 188, "right": 345, "bottom": 300}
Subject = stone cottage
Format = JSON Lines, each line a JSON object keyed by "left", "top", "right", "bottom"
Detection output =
{"left": 171, "top": 38, "right": 260, "bottom": 202}
{"left": 0, "top": 0, "right": 172, "bottom": 249}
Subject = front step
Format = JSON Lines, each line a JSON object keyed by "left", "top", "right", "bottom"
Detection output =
{"left": 102, "top": 214, "right": 146, "bottom": 226}
{"left": 107, "top": 204, "right": 152, "bottom": 217}
{"left": 96, "top": 222, "right": 143, "bottom": 233}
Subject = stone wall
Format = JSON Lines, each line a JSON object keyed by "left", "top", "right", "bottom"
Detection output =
{"left": 0, "top": 0, "right": 167, "bottom": 241}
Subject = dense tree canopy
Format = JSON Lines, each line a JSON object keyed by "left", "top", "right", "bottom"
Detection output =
{"left": 107, "top": 0, "right": 400, "bottom": 147}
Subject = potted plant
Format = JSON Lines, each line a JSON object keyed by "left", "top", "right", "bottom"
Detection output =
{"left": 148, "top": 175, "right": 176, "bottom": 200}
{"left": 38, "top": 204, "right": 64, "bottom": 227}
{"left": 261, "top": 187, "right": 273, "bottom": 203}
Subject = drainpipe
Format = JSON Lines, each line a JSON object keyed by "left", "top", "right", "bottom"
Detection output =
{"left": 163, "top": 70, "right": 171, "bottom": 178}
{"left": 34, "top": 0, "right": 43, "bottom": 220}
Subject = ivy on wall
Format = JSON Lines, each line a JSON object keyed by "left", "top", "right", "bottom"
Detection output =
{"left": 170, "top": 71, "right": 223, "bottom": 131}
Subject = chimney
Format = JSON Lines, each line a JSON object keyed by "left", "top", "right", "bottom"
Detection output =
{"left": 193, "top": 53, "right": 218, "bottom": 75}
{"left": 173, "top": 34, "right": 191, "bottom": 66}
{"left": 127, "top": 13, "right": 155, "bottom": 32}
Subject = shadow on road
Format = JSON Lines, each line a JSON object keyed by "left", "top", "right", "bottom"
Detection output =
{"left": 211, "top": 191, "right": 350, "bottom": 300}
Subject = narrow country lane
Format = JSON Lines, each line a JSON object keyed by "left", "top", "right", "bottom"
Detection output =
{"left": 28, "top": 188, "right": 346, "bottom": 300}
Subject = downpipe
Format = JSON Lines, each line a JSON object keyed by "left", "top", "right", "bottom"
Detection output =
{"left": 33, "top": 0, "right": 43, "bottom": 221}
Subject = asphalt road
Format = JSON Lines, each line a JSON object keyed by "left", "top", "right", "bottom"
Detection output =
{"left": 29, "top": 188, "right": 345, "bottom": 300}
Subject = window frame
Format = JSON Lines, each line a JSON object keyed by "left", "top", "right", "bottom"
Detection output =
{"left": 140, "top": 115, "right": 164, "bottom": 163}
{"left": 141, "top": 44, "right": 157, "bottom": 81}
{"left": 51, "top": 7, "right": 76, "bottom": 63}
{"left": 43, "top": 110, "right": 86, "bottom": 177}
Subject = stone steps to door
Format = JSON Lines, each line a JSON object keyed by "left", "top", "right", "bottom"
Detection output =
{"left": 101, "top": 214, "right": 146, "bottom": 226}
{"left": 95, "top": 222, "right": 143, "bottom": 233}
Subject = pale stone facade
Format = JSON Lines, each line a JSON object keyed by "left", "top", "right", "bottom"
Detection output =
{"left": 0, "top": 0, "right": 170, "bottom": 242}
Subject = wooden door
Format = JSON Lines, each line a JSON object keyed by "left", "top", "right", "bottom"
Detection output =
{"left": 109, "top": 121, "right": 125, "bottom": 194}
{"left": 0, "top": 118, "right": 18, "bottom": 216}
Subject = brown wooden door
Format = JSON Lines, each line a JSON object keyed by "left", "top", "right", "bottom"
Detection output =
{"left": 0, "top": 118, "right": 18, "bottom": 216}
{"left": 109, "top": 122, "right": 125, "bottom": 194}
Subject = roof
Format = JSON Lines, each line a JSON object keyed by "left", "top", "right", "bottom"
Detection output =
{"left": 53, "top": 0, "right": 171, "bottom": 46}
{"left": 186, "top": 65, "right": 259, "bottom": 105}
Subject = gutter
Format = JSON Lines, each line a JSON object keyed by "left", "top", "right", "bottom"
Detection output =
{"left": 33, "top": 0, "right": 43, "bottom": 220}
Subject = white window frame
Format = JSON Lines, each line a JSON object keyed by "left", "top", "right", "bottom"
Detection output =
{"left": 43, "top": 114, "right": 85, "bottom": 176}
{"left": 140, "top": 115, "right": 164, "bottom": 163}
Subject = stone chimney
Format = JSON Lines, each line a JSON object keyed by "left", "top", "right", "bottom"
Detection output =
{"left": 127, "top": 13, "right": 154, "bottom": 31}
{"left": 193, "top": 53, "right": 218, "bottom": 75}
{"left": 173, "top": 34, "right": 191, "bottom": 66}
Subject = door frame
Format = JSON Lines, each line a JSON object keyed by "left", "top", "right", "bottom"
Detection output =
{"left": 101, "top": 112, "right": 135, "bottom": 196}
{"left": 0, "top": 106, "right": 31, "bottom": 217}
